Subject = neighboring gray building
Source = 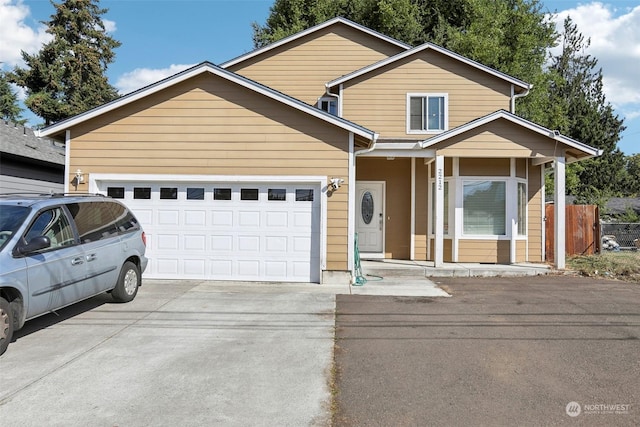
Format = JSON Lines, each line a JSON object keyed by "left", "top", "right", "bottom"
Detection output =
{"left": 1, "top": 120, "right": 65, "bottom": 194}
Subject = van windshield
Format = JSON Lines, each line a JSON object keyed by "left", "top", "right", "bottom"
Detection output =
{"left": 0, "top": 205, "right": 30, "bottom": 251}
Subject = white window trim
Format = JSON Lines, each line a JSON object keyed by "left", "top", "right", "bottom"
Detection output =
{"left": 406, "top": 93, "right": 448, "bottom": 135}
{"left": 318, "top": 96, "right": 338, "bottom": 116}
{"left": 456, "top": 176, "right": 528, "bottom": 240}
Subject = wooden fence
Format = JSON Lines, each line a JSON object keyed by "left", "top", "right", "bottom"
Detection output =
{"left": 545, "top": 204, "right": 600, "bottom": 263}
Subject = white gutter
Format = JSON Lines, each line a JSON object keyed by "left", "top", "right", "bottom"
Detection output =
{"left": 510, "top": 83, "right": 531, "bottom": 113}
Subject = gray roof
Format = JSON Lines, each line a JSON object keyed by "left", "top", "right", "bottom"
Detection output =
{"left": 1, "top": 120, "right": 65, "bottom": 165}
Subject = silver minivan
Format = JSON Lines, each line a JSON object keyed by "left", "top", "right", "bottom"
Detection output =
{"left": 0, "top": 194, "right": 148, "bottom": 355}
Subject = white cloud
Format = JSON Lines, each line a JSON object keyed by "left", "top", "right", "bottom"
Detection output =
{"left": 0, "top": 0, "right": 52, "bottom": 69}
{"left": 103, "top": 19, "right": 116, "bottom": 33}
{"left": 550, "top": 2, "right": 640, "bottom": 110}
{"left": 114, "top": 64, "right": 197, "bottom": 94}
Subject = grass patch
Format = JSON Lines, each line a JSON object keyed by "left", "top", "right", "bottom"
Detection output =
{"left": 567, "top": 251, "right": 640, "bottom": 282}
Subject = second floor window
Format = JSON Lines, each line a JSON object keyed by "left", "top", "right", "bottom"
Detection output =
{"left": 407, "top": 94, "right": 447, "bottom": 133}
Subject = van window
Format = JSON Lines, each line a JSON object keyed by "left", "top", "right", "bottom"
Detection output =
{"left": 67, "top": 202, "right": 120, "bottom": 243}
{"left": 67, "top": 201, "right": 140, "bottom": 243}
{"left": 24, "top": 207, "right": 75, "bottom": 249}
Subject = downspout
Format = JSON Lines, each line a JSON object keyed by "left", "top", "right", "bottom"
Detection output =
{"left": 326, "top": 82, "right": 380, "bottom": 283}
{"left": 510, "top": 84, "right": 531, "bottom": 114}
{"left": 350, "top": 133, "right": 379, "bottom": 283}
{"left": 324, "top": 83, "right": 341, "bottom": 116}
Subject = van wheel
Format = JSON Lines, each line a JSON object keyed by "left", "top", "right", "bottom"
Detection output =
{"left": 112, "top": 261, "right": 140, "bottom": 303}
{"left": 1, "top": 297, "right": 13, "bottom": 356}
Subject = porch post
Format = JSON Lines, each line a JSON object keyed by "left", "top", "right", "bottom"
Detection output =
{"left": 434, "top": 154, "right": 445, "bottom": 267}
{"left": 554, "top": 155, "right": 566, "bottom": 270}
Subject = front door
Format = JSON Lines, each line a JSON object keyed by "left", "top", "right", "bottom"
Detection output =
{"left": 356, "top": 181, "right": 384, "bottom": 254}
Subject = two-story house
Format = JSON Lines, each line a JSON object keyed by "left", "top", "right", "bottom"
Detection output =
{"left": 38, "top": 18, "right": 600, "bottom": 283}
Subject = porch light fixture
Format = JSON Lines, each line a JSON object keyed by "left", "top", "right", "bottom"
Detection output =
{"left": 330, "top": 177, "right": 344, "bottom": 191}
{"left": 75, "top": 169, "right": 85, "bottom": 184}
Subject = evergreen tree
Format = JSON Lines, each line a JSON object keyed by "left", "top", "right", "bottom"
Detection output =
{"left": 547, "top": 18, "right": 626, "bottom": 203}
{"left": 0, "top": 71, "right": 24, "bottom": 123}
{"left": 8, "top": 0, "right": 121, "bottom": 125}
{"left": 253, "top": 0, "right": 555, "bottom": 118}
{"left": 253, "top": 0, "right": 423, "bottom": 48}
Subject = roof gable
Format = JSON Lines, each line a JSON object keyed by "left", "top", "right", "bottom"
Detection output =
{"left": 38, "top": 62, "right": 378, "bottom": 142}
{"left": 327, "top": 43, "right": 531, "bottom": 92}
{"left": 220, "top": 17, "right": 411, "bottom": 69}
{"left": 420, "top": 110, "right": 601, "bottom": 162}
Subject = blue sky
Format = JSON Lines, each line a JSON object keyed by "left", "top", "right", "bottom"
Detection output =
{"left": 1, "top": 0, "right": 638, "bottom": 155}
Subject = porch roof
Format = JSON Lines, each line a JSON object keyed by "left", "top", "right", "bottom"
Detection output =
{"left": 419, "top": 110, "right": 602, "bottom": 163}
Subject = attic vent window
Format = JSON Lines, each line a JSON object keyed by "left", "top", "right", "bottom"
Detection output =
{"left": 318, "top": 97, "right": 338, "bottom": 116}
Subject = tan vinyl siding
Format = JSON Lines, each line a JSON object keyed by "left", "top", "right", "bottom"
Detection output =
{"left": 458, "top": 240, "right": 510, "bottom": 263}
{"left": 227, "top": 24, "right": 405, "bottom": 106}
{"left": 68, "top": 73, "right": 354, "bottom": 270}
{"left": 437, "top": 120, "right": 560, "bottom": 158}
{"left": 341, "top": 51, "right": 512, "bottom": 138}
{"left": 429, "top": 157, "right": 453, "bottom": 177}
{"left": 527, "top": 163, "right": 544, "bottom": 262}
{"left": 459, "top": 158, "right": 510, "bottom": 176}
{"left": 428, "top": 238, "right": 453, "bottom": 262}
{"left": 516, "top": 240, "right": 527, "bottom": 262}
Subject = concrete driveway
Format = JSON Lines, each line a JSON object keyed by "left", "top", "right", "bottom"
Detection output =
{"left": 333, "top": 275, "right": 640, "bottom": 426}
{"left": 0, "top": 281, "right": 342, "bottom": 427}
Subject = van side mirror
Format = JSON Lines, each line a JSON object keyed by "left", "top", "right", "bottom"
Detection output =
{"left": 17, "top": 236, "right": 51, "bottom": 255}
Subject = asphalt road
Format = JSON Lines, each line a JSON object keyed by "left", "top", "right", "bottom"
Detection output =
{"left": 333, "top": 275, "right": 640, "bottom": 426}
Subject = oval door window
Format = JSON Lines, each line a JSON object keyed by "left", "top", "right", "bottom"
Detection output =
{"left": 361, "top": 191, "right": 374, "bottom": 224}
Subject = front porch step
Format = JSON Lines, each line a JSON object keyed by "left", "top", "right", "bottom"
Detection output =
{"left": 359, "top": 259, "right": 553, "bottom": 279}
{"left": 359, "top": 259, "right": 429, "bottom": 279}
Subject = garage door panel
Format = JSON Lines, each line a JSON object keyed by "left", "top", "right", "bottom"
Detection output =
{"left": 158, "top": 210, "right": 179, "bottom": 225}
{"left": 212, "top": 211, "right": 233, "bottom": 227}
{"left": 266, "top": 236, "right": 287, "bottom": 252}
{"left": 185, "top": 210, "right": 206, "bottom": 226}
{"left": 104, "top": 181, "right": 321, "bottom": 282}
{"left": 184, "top": 259, "right": 206, "bottom": 276}
{"left": 238, "top": 235, "right": 260, "bottom": 251}
{"left": 157, "top": 258, "right": 178, "bottom": 275}
{"left": 212, "top": 260, "right": 233, "bottom": 276}
{"left": 212, "top": 235, "right": 233, "bottom": 251}
{"left": 184, "top": 235, "right": 206, "bottom": 251}
{"left": 265, "top": 211, "right": 288, "bottom": 227}
{"left": 157, "top": 234, "right": 179, "bottom": 250}
{"left": 239, "top": 211, "right": 260, "bottom": 227}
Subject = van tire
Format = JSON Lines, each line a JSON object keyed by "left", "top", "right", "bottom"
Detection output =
{"left": 0, "top": 297, "right": 13, "bottom": 356}
{"left": 112, "top": 261, "right": 140, "bottom": 303}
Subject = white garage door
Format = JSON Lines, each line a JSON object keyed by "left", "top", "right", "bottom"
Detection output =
{"left": 98, "top": 181, "right": 321, "bottom": 283}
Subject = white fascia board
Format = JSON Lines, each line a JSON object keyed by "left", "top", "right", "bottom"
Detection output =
{"left": 420, "top": 110, "right": 601, "bottom": 158}
{"left": 326, "top": 43, "right": 531, "bottom": 90}
{"left": 356, "top": 142, "right": 435, "bottom": 158}
{"left": 221, "top": 17, "right": 411, "bottom": 69}
{"left": 38, "top": 62, "right": 377, "bottom": 142}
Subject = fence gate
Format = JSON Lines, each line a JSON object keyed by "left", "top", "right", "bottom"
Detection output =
{"left": 545, "top": 204, "right": 600, "bottom": 262}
